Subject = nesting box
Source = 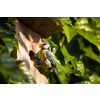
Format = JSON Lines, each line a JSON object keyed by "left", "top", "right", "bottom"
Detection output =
{"left": 14, "top": 17, "right": 61, "bottom": 84}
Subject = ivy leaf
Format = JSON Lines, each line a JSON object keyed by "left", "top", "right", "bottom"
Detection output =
{"left": 55, "top": 61, "right": 71, "bottom": 84}
{"left": 0, "top": 17, "right": 18, "bottom": 54}
{"left": 61, "top": 45, "right": 72, "bottom": 64}
{"left": 90, "top": 17, "right": 100, "bottom": 27}
{"left": 75, "top": 17, "right": 100, "bottom": 51}
{"left": 0, "top": 51, "right": 28, "bottom": 82}
{"left": 58, "top": 17, "right": 76, "bottom": 43}
{"left": 60, "top": 17, "right": 72, "bottom": 26}
{"left": 89, "top": 72, "right": 100, "bottom": 84}
{"left": 77, "top": 61, "right": 85, "bottom": 75}
{"left": 83, "top": 46, "right": 100, "bottom": 64}
{"left": 77, "top": 37, "right": 100, "bottom": 64}
{"left": 63, "top": 25, "right": 77, "bottom": 43}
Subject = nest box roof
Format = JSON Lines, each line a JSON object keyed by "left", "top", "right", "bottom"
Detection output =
{"left": 14, "top": 17, "right": 62, "bottom": 38}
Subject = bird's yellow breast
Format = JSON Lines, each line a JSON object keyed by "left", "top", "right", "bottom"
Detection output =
{"left": 40, "top": 49, "right": 51, "bottom": 68}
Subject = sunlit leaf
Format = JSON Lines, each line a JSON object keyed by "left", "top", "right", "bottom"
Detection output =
{"left": 68, "top": 70, "right": 82, "bottom": 75}
{"left": 59, "top": 35, "right": 65, "bottom": 47}
{"left": 77, "top": 29, "right": 100, "bottom": 51}
{"left": 58, "top": 71, "right": 69, "bottom": 84}
{"left": 90, "top": 17, "right": 100, "bottom": 27}
{"left": 75, "top": 17, "right": 100, "bottom": 51}
{"left": 71, "top": 57, "right": 77, "bottom": 70}
{"left": 61, "top": 45, "right": 72, "bottom": 63}
{"left": 60, "top": 17, "right": 72, "bottom": 26}
{"left": 77, "top": 61, "right": 85, "bottom": 75}
{"left": 63, "top": 25, "right": 77, "bottom": 43}
{"left": 89, "top": 72, "right": 100, "bottom": 84}
{"left": 77, "top": 37, "right": 100, "bottom": 64}
{"left": 75, "top": 17, "right": 93, "bottom": 31}
{"left": 83, "top": 46, "right": 100, "bottom": 64}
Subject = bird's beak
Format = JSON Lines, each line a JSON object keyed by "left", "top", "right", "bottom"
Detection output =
{"left": 39, "top": 44, "right": 42, "bottom": 48}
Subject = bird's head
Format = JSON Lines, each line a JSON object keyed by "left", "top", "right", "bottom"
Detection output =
{"left": 40, "top": 42, "right": 51, "bottom": 51}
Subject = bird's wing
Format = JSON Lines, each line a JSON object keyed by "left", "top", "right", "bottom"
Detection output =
{"left": 45, "top": 51, "right": 59, "bottom": 75}
{"left": 45, "top": 51, "right": 56, "bottom": 67}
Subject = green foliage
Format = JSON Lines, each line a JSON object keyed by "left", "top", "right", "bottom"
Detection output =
{"left": 1, "top": 17, "right": 100, "bottom": 84}
{"left": 45, "top": 17, "right": 100, "bottom": 84}
{"left": 0, "top": 17, "right": 35, "bottom": 84}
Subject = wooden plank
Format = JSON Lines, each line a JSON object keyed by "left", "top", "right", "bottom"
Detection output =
{"left": 28, "top": 18, "right": 37, "bottom": 27}
{"left": 33, "top": 18, "right": 55, "bottom": 31}
{"left": 30, "top": 17, "right": 46, "bottom": 29}
{"left": 23, "top": 17, "right": 36, "bottom": 27}
{"left": 39, "top": 23, "right": 60, "bottom": 37}
{"left": 14, "top": 17, "right": 62, "bottom": 38}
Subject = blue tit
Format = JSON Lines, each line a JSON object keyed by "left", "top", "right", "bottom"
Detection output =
{"left": 40, "top": 42, "right": 59, "bottom": 75}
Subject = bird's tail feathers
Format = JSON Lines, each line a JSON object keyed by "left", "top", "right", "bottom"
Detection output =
{"left": 54, "top": 67, "right": 59, "bottom": 75}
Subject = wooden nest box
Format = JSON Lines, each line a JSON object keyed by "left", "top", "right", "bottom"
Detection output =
{"left": 14, "top": 17, "right": 61, "bottom": 84}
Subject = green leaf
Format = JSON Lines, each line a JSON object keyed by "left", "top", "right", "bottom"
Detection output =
{"left": 0, "top": 44, "right": 6, "bottom": 54}
{"left": 49, "top": 69, "right": 61, "bottom": 84}
{"left": 90, "top": 17, "right": 100, "bottom": 27}
{"left": 88, "top": 66, "right": 100, "bottom": 84}
{"left": 68, "top": 70, "right": 82, "bottom": 75}
{"left": 75, "top": 17, "right": 100, "bottom": 51}
{"left": 61, "top": 44, "right": 78, "bottom": 70}
{"left": 77, "top": 37, "right": 85, "bottom": 48}
{"left": 77, "top": 37, "right": 100, "bottom": 64}
{"left": 75, "top": 17, "right": 93, "bottom": 31}
{"left": 61, "top": 45, "right": 72, "bottom": 63}
{"left": 83, "top": 46, "right": 100, "bottom": 64}
{"left": 0, "top": 59, "right": 9, "bottom": 81}
{"left": 58, "top": 17, "right": 76, "bottom": 43}
{"left": 8, "top": 17, "right": 15, "bottom": 25}
{"left": 3, "top": 39, "right": 15, "bottom": 54}
{"left": 69, "top": 74, "right": 89, "bottom": 84}
{"left": 55, "top": 61, "right": 73, "bottom": 84}
{"left": 0, "top": 72, "right": 8, "bottom": 84}
{"left": 0, "top": 52, "right": 25, "bottom": 82}
{"left": 59, "top": 35, "right": 65, "bottom": 47}
{"left": 71, "top": 57, "right": 77, "bottom": 70}
{"left": 60, "top": 17, "right": 72, "bottom": 26}
{"left": 63, "top": 25, "right": 77, "bottom": 43}
{"left": 77, "top": 61, "right": 85, "bottom": 75}
{"left": 14, "top": 36, "right": 19, "bottom": 50}
{"left": 51, "top": 43, "right": 65, "bottom": 65}
{"left": 77, "top": 29, "right": 100, "bottom": 51}
{"left": 56, "top": 61, "right": 68, "bottom": 73}
{"left": 50, "top": 30, "right": 63, "bottom": 46}
{"left": 0, "top": 17, "right": 18, "bottom": 54}
{"left": 89, "top": 72, "right": 100, "bottom": 84}
{"left": 58, "top": 71, "right": 69, "bottom": 84}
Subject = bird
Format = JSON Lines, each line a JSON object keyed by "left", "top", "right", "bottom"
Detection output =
{"left": 40, "top": 42, "right": 59, "bottom": 75}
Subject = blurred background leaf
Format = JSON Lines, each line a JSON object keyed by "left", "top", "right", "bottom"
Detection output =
{"left": 0, "top": 17, "right": 35, "bottom": 84}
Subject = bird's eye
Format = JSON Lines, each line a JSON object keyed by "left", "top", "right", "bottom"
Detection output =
{"left": 42, "top": 43, "right": 46, "bottom": 46}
